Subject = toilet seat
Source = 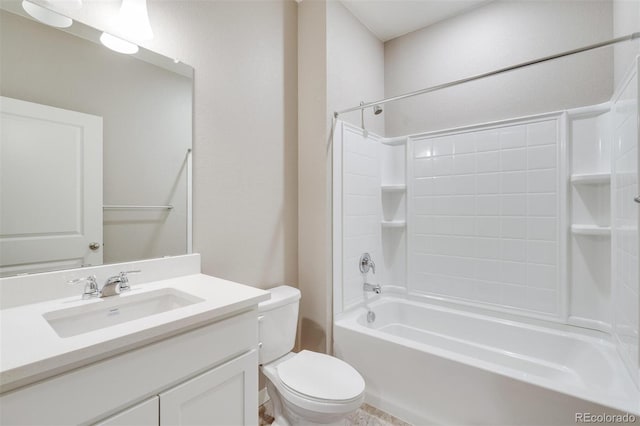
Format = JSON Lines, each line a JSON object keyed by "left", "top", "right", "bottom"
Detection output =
{"left": 261, "top": 351, "right": 365, "bottom": 416}
{"left": 277, "top": 350, "right": 365, "bottom": 402}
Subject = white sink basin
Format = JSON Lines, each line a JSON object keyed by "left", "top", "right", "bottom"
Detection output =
{"left": 43, "top": 288, "right": 204, "bottom": 338}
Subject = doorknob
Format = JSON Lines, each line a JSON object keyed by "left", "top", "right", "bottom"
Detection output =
{"left": 89, "top": 242, "right": 101, "bottom": 250}
{"left": 635, "top": 196, "right": 640, "bottom": 204}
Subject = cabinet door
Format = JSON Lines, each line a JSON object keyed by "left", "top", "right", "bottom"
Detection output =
{"left": 159, "top": 350, "right": 258, "bottom": 426}
{"left": 95, "top": 397, "right": 159, "bottom": 426}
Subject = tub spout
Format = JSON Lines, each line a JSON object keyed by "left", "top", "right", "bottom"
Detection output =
{"left": 364, "top": 283, "right": 381, "bottom": 294}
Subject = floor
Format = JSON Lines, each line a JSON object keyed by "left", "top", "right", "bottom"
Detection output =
{"left": 259, "top": 400, "right": 411, "bottom": 426}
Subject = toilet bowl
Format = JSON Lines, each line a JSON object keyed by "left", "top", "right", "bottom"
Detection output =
{"left": 258, "top": 286, "right": 365, "bottom": 426}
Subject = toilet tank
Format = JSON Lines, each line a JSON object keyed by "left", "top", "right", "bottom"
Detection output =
{"left": 258, "top": 285, "right": 301, "bottom": 364}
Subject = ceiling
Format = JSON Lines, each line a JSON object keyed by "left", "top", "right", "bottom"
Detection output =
{"left": 340, "top": 0, "right": 491, "bottom": 42}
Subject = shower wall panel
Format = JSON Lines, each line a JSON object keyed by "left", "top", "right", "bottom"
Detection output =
{"left": 407, "top": 115, "right": 564, "bottom": 316}
{"left": 340, "top": 124, "right": 382, "bottom": 310}
{"left": 611, "top": 59, "right": 639, "bottom": 386}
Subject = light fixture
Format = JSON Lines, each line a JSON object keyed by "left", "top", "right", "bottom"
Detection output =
{"left": 116, "top": 0, "right": 153, "bottom": 41}
{"left": 99, "top": 32, "right": 139, "bottom": 55}
{"left": 22, "top": 0, "right": 72, "bottom": 28}
{"left": 99, "top": 0, "right": 151, "bottom": 55}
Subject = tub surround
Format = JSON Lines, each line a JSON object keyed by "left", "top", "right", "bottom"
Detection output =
{"left": 0, "top": 254, "right": 270, "bottom": 424}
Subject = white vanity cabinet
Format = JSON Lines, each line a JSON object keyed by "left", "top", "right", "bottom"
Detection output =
{"left": 96, "top": 397, "right": 159, "bottom": 426}
{"left": 97, "top": 350, "right": 257, "bottom": 426}
{"left": 159, "top": 350, "right": 257, "bottom": 425}
{"left": 0, "top": 310, "right": 260, "bottom": 426}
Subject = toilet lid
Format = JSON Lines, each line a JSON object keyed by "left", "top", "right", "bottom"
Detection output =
{"left": 277, "top": 350, "right": 365, "bottom": 402}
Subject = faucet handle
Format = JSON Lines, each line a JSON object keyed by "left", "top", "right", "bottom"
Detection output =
{"left": 68, "top": 275, "right": 100, "bottom": 299}
{"left": 118, "top": 270, "right": 141, "bottom": 291}
{"left": 359, "top": 253, "right": 376, "bottom": 274}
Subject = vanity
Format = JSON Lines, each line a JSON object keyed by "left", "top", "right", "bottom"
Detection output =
{"left": 0, "top": 254, "right": 269, "bottom": 425}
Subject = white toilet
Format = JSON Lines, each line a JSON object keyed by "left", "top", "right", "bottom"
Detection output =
{"left": 259, "top": 286, "right": 365, "bottom": 426}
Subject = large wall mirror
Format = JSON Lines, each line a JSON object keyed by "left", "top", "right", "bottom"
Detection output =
{"left": 0, "top": 1, "right": 193, "bottom": 277}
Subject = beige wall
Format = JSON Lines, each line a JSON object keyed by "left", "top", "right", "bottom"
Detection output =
{"left": 327, "top": 0, "right": 385, "bottom": 137}
{"left": 297, "top": 0, "right": 385, "bottom": 354}
{"left": 613, "top": 0, "right": 640, "bottom": 86}
{"left": 297, "top": 0, "right": 329, "bottom": 353}
{"left": 43, "top": 0, "right": 300, "bottom": 289}
{"left": 384, "top": 0, "right": 614, "bottom": 136}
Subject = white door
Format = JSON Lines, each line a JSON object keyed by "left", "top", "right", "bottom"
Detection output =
{"left": 159, "top": 350, "right": 258, "bottom": 426}
{"left": 0, "top": 96, "right": 103, "bottom": 276}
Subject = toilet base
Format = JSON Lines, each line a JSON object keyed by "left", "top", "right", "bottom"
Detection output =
{"left": 266, "top": 383, "right": 353, "bottom": 426}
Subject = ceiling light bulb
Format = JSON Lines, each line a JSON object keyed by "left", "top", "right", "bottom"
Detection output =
{"left": 118, "top": 0, "right": 153, "bottom": 41}
{"left": 100, "top": 32, "right": 139, "bottom": 54}
{"left": 22, "top": 0, "right": 72, "bottom": 28}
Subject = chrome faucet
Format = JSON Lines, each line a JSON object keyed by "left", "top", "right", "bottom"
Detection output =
{"left": 359, "top": 253, "right": 376, "bottom": 274}
{"left": 363, "top": 283, "right": 382, "bottom": 294}
{"left": 67, "top": 275, "right": 100, "bottom": 299}
{"left": 101, "top": 270, "right": 140, "bottom": 297}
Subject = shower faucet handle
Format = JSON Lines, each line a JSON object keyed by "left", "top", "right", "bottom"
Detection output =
{"left": 359, "top": 253, "right": 376, "bottom": 274}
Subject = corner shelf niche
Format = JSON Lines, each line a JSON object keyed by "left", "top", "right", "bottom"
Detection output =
{"left": 570, "top": 173, "right": 611, "bottom": 238}
{"left": 380, "top": 140, "right": 407, "bottom": 289}
{"left": 381, "top": 184, "right": 405, "bottom": 230}
{"left": 571, "top": 173, "right": 610, "bottom": 185}
{"left": 567, "top": 104, "right": 612, "bottom": 332}
{"left": 381, "top": 184, "right": 406, "bottom": 193}
{"left": 381, "top": 220, "right": 406, "bottom": 228}
{"left": 571, "top": 224, "right": 611, "bottom": 236}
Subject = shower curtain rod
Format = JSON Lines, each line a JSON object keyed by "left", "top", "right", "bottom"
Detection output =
{"left": 334, "top": 32, "right": 640, "bottom": 117}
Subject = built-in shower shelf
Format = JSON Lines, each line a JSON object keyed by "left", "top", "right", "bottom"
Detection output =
{"left": 381, "top": 184, "right": 406, "bottom": 193}
{"left": 570, "top": 173, "right": 610, "bottom": 185}
{"left": 381, "top": 220, "right": 406, "bottom": 228}
{"left": 381, "top": 136, "right": 407, "bottom": 146}
{"left": 571, "top": 224, "right": 611, "bottom": 236}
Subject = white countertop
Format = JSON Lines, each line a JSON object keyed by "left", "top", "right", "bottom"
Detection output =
{"left": 0, "top": 274, "right": 269, "bottom": 393}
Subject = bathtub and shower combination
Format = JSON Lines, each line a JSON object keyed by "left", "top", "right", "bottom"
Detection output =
{"left": 331, "top": 56, "right": 640, "bottom": 423}
{"left": 334, "top": 297, "right": 638, "bottom": 424}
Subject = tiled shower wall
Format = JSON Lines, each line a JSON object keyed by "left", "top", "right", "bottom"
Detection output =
{"left": 408, "top": 117, "right": 563, "bottom": 316}
{"left": 340, "top": 124, "right": 382, "bottom": 309}
{"left": 612, "top": 63, "right": 639, "bottom": 385}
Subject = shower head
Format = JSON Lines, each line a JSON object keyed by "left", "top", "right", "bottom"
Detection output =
{"left": 373, "top": 105, "right": 383, "bottom": 115}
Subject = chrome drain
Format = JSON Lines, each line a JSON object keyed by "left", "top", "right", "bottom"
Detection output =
{"left": 367, "top": 310, "right": 376, "bottom": 323}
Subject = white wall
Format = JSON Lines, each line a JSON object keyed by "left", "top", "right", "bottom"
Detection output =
{"left": 36, "top": 0, "right": 300, "bottom": 289}
{"left": 384, "top": 0, "right": 614, "bottom": 136}
{"left": 0, "top": 10, "right": 191, "bottom": 264}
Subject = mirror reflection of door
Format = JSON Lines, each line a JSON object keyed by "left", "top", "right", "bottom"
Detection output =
{"left": 0, "top": 96, "right": 103, "bottom": 276}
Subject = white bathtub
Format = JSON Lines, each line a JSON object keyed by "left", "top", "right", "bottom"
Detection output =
{"left": 334, "top": 297, "right": 640, "bottom": 425}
